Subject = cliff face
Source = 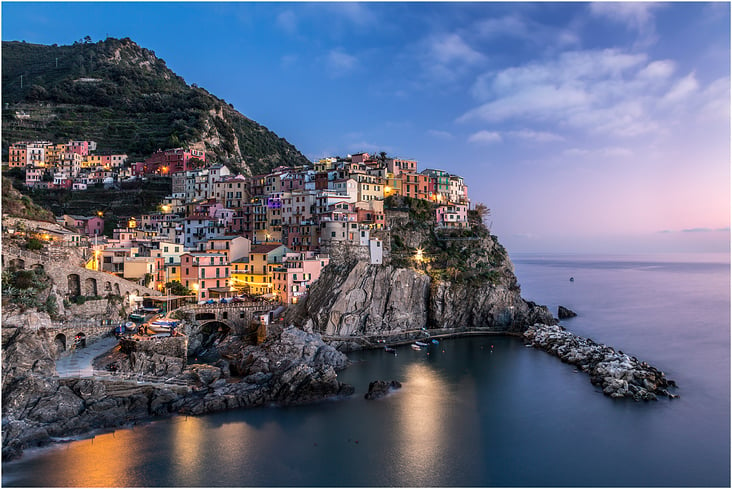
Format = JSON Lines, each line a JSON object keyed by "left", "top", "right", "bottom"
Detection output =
{"left": 293, "top": 200, "right": 555, "bottom": 344}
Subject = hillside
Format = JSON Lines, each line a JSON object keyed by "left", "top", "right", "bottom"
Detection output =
{"left": 2, "top": 38, "right": 310, "bottom": 175}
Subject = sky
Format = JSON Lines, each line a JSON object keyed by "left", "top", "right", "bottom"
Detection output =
{"left": 2, "top": 2, "right": 730, "bottom": 254}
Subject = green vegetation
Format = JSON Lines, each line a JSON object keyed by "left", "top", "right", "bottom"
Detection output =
{"left": 385, "top": 195, "right": 508, "bottom": 286}
{"left": 25, "top": 237, "right": 44, "bottom": 250}
{"left": 2, "top": 174, "right": 172, "bottom": 222}
{"left": 165, "top": 280, "right": 191, "bottom": 296}
{"left": 1, "top": 267, "right": 56, "bottom": 314}
{"left": 1, "top": 177, "right": 55, "bottom": 221}
{"left": 2, "top": 38, "right": 310, "bottom": 173}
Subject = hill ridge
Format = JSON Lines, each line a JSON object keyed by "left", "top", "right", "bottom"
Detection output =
{"left": 2, "top": 37, "right": 310, "bottom": 175}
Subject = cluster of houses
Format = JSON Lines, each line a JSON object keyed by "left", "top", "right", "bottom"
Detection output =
{"left": 6, "top": 143, "right": 471, "bottom": 305}
{"left": 9, "top": 140, "right": 205, "bottom": 190}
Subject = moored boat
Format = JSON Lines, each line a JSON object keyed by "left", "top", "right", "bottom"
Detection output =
{"left": 431, "top": 339, "right": 440, "bottom": 344}
{"left": 384, "top": 346, "right": 396, "bottom": 353}
{"left": 411, "top": 344, "right": 422, "bottom": 351}
{"left": 415, "top": 341, "right": 429, "bottom": 347}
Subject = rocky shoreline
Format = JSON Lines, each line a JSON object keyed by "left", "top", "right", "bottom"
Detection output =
{"left": 1, "top": 325, "right": 353, "bottom": 461}
{"left": 524, "top": 324, "right": 678, "bottom": 401}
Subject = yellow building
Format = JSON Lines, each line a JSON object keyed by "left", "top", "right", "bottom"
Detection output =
{"left": 230, "top": 243, "right": 289, "bottom": 297}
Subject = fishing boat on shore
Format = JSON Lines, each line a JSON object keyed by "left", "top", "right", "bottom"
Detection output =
{"left": 147, "top": 319, "right": 179, "bottom": 334}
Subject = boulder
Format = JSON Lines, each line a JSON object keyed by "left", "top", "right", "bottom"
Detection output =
{"left": 558, "top": 306, "right": 577, "bottom": 319}
{"left": 364, "top": 380, "right": 402, "bottom": 400}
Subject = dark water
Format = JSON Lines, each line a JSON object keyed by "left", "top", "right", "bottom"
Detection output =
{"left": 3, "top": 254, "right": 729, "bottom": 487}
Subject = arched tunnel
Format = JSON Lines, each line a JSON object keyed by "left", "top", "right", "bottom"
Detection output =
{"left": 189, "top": 320, "right": 232, "bottom": 364}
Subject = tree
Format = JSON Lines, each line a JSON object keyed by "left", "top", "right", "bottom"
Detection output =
{"left": 165, "top": 280, "right": 192, "bottom": 296}
{"left": 474, "top": 203, "right": 491, "bottom": 221}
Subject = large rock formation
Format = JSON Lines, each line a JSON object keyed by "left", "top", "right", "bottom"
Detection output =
{"left": 291, "top": 200, "right": 556, "bottom": 346}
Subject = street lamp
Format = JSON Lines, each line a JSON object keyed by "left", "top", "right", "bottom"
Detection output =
{"left": 415, "top": 248, "right": 424, "bottom": 263}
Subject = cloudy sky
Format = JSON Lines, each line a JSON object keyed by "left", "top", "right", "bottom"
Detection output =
{"left": 3, "top": 2, "right": 730, "bottom": 254}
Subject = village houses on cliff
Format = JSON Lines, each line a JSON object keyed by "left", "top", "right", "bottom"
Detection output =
{"left": 6, "top": 141, "right": 470, "bottom": 306}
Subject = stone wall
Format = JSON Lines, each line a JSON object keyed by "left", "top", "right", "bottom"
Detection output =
{"left": 120, "top": 336, "right": 188, "bottom": 358}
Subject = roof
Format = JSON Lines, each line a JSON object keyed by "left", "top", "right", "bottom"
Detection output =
{"left": 251, "top": 244, "right": 285, "bottom": 254}
{"left": 183, "top": 252, "right": 228, "bottom": 257}
{"left": 232, "top": 257, "right": 250, "bottom": 263}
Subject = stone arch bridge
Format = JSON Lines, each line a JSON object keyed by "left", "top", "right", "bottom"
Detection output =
{"left": 177, "top": 302, "right": 276, "bottom": 338}
{"left": 3, "top": 245, "right": 160, "bottom": 301}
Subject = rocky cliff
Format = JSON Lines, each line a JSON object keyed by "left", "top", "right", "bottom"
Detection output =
{"left": 291, "top": 197, "right": 555, "bottom": 347}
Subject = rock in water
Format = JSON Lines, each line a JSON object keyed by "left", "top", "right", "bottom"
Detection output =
{"left": 364, "top": 380, "right": 402, "bottom": 400}
{"left": 558, "top": 306, "right": 577, "bottom": 319}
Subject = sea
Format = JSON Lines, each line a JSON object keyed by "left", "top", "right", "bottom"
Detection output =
{"left": 2, "top": 253, "right": 730, "bottom": 487}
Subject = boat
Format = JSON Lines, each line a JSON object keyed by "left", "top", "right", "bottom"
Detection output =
{"left": 147, "top": 323, "right": 172, "bottom": 334}
{"left": 147, "top": 320, "right": 178, "bottom": 334}
{"left": 415, "top": 341, "right": 429, "bottom": 347}
{"left": 411, "top": 344, "right": 422, "bottom": 351}
{"left": 431, "top": 339, "right": 440, "bottom": 344}
{"left": 128, "top": 312, "right": 146, "bottom": 322}
{"left": 384, "top": 346, "right": 396, "bottom": 353}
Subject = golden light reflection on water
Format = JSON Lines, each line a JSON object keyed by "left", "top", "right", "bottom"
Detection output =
{"left": 35, "top": 429, "right": 143, "bottom": 487}
{"left": 394, "top": 362, "right": 450, "bottom": 486}
{"left": 170, "top": 414, "right": 254, "bottom": 485}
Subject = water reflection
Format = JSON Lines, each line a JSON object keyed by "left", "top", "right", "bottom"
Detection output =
{"left": 394, "top": 362, "right": 450, "bottom": 486}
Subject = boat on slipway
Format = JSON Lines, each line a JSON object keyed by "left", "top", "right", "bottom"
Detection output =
{"left": 147, "top": 320, "right": 179, "bottom": 334}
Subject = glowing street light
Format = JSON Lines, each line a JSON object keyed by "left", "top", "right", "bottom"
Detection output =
{"left": 415, "top": 248, "right": 424, "bottom": 263}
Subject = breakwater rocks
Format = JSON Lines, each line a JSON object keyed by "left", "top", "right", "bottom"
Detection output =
{"left": 524, "top": 324, "right": 678, "bottom": 401}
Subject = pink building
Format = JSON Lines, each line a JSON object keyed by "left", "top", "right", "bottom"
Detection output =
{"left": 435, "top": 204, "right": 469, "bottom": 228}
{"left": 272, "top": 252, "right": 330, "bottom": 304}
{"left": 64, "top": 215, "right": 105, "bottom": 236}
{"left": 180, "top": 253, "right": 231, "bottom": 302}
{"left": 68, "top": 140, "right": 90, "bottom": 157}
{"left": 387, "top": 158, "right": 418, "bottom": 177}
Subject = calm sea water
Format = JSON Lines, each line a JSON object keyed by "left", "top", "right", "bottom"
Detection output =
{"left": 3, "top": 253, "right": 729, "bottom": 487}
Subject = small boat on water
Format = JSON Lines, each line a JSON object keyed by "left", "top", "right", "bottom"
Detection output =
{"left": 431, "top": 339, "right": 440, "bottom": 344}
{"left": 411, "top": 344, "right": 422, "bottom": 351}
{"left": 384, "top": 346, "right": 396, "bottom": 353}
{"left": 415, "top": 341, "right": 429, "bottom": 347}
